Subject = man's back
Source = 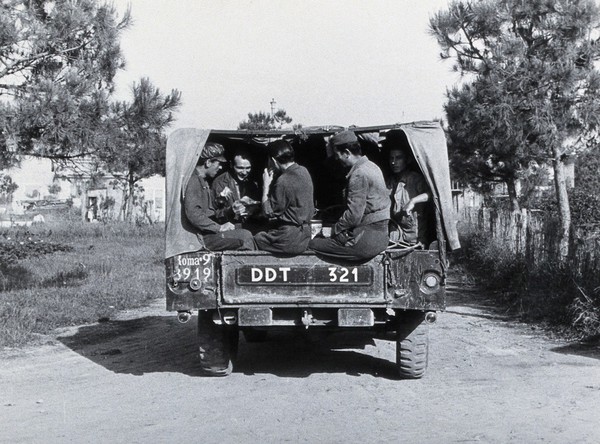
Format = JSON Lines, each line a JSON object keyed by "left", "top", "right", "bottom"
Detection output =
{"left": 268, "top": 163, "right": 314, "bottom": 226}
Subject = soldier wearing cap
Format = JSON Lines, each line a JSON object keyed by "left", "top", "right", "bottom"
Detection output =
{"left": 183, "top": 142, "right": 255, "bottom": 251}
{"left": 309, "top": 130, "right": 390, "bottom": 261}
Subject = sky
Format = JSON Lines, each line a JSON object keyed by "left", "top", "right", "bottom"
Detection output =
{"left": 112, "top": 0, "right": 461, "bottom": 131}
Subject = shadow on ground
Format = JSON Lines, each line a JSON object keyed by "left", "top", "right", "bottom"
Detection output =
{"left": 551, "top": 337, "right": 600, "bottom": 361}
{"left": 58, "top": 315, "right": 399, "bottom": 379}
{"left": 445, "top": 282, "right": 515, "bottom": 321}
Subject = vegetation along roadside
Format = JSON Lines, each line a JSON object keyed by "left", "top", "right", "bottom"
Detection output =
{"left": 0, "top": 222, "right": 163, "bottom": 348}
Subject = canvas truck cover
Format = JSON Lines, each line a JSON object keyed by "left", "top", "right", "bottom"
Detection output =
{"left": 165, "top": 122, "right": 460, "bottom": 259}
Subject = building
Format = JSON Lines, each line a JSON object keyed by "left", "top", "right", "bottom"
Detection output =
{"left": 1, "top": 157, "right": 165, "bottom": 223}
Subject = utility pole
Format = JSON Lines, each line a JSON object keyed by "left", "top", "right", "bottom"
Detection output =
{"left": 270, "top": 98, "right": 276, "bottom": 118}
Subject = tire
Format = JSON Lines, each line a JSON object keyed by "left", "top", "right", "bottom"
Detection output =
{"left": 396, "top": 313, "right": 429, "bottom": 379}
{"left": 243, "top": 329, "right": 268, "bottom": 343}
{"left": 197, "top": 310, "right": 238, "bottom": 376}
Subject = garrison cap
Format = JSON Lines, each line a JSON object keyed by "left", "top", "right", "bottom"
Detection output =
{"left": 330, "top": 130, "right": 358, "bottom": 147}
{"left": 200, "top": 142, "right": 227, "bottom": 163}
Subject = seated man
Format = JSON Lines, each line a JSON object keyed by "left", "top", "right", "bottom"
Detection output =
{"left": 184, "top": 142, "right": 255, "bottom": 251}
{"left": 309, "top": 130, "right": 390, "bottom": 261}
{"left": 383, "top": 131, "right": 433, "bottom": 246}
{"left": 254, "top": 140, "right": 315, "bottom": 255}
{"left": 211, "top": 149, "right": 261, "bottom": 230}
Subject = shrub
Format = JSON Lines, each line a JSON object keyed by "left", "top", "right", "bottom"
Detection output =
{"left": 456, "top": 222, "right": 599, "bottom": 337}
{"left": 0, "top": 222, "right": 164, "bottom": 347}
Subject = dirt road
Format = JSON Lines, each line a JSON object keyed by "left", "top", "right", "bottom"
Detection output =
{"left": 1, "top": 284, "right": 599, "bottom": 444}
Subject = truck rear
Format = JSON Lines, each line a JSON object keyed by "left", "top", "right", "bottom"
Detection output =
{"left": 165, "top": 122, "right": 459, "bottom": 378}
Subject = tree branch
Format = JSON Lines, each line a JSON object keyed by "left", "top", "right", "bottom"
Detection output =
{"left": 0, "top": 40, "right": 89, "bottom": 79}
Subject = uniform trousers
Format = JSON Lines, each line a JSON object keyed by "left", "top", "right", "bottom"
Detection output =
{"left": 308, "top": 220, "right": 389, "bottom": 262}
{"left": 203, "top": 229, "right": 255, "bottom": 251}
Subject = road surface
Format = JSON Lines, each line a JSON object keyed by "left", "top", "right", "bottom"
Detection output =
{"left": 1, "top": 284, "right": 599, "bottom": 443}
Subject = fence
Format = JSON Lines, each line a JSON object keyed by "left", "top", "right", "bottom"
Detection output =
{"left": 459, "top": 208, "right": 600, "bottom": 289}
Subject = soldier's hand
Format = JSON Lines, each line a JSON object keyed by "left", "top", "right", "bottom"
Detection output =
{"left": 219, "top": 222, "right": 235, "bottom": 232}
{"left": 219, "top": 186, "right": 233, "bottom": 198}
{"left": 402, "top": 199, "right": 415, "bottom": 215}
{"left": 262, "top": 168, "right": 274, "bottom": 188}
{"left": 232, "top": 201, "right": 248, "bottom": 217}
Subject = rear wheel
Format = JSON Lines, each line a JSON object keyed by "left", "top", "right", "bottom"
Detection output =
{"left": 197, "top": 310, "right": 238, "bottom": 376}
{"left": 395, "top": 313, "right": 429, "bottom": 379}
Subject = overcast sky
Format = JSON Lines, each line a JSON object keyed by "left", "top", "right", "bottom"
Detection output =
{"left": 112, "top": 0, "right": 460, "bottom": 131}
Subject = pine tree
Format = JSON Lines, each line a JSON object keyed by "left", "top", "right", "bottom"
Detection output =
{"left": 102, "top": 78, "right": 181, "bottom": 221}
{"left": 0, "top": 0, "right": 130, "bottom": 167}
{"left": 430, "top": 0, "right": 600, "bottom": 257}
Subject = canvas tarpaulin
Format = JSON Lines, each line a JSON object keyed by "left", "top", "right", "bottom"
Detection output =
{"left": 399, "top": 121, "right": 461, "bottom": 251}
{"left": 165, "top": 128, "right": 210, "bottom": 259}
{"left": 164, "top": 122, "right": 460, "bottom": 259}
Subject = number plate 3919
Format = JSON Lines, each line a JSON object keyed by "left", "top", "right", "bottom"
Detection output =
{"left": 173, "top": 253, "right": 214, "bottom": 283}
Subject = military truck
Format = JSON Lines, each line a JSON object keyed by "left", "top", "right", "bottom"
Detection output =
{"left": 165, "top": 122, "right": 460, "bottom": 378}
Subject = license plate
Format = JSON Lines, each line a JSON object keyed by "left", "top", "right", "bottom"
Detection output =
{"left": 172, "top": 253, "right": 214, "bottom": 283}
{"left": 236, "top": 265, "right": 372, "bottom": 286}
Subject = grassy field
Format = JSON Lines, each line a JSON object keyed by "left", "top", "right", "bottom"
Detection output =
{"left": 0, "top": 221, "right": 164, "bottom": 347}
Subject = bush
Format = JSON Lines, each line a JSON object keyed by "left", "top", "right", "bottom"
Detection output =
{"left": 456, "top": 222, "right": 599, "bottom": 337}
{"left": 0, "top": 222, "right": 164, "bottom": 347}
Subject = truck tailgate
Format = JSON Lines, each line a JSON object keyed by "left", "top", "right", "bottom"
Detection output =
{"left": 220, "top": 252, "right": 387, "bottom": 304}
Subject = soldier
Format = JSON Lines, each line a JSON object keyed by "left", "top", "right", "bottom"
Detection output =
{"left": 211, "top": 149, "right": 261, "bottom": 231}
{"left": 254, "top": 140, "right": 315, "bottom": 254}
{"left": 384, "top": 131, "right": 433, "bottom": 246}
{"left": 184, "top": 142, "right": 255, "bottom": 251}
{"left": 309, "top": 130, "right": 390, "bottom": 261}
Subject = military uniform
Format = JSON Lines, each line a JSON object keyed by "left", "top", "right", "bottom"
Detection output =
{"left": 254, "top": 163, "right": 315, "bottom": 255}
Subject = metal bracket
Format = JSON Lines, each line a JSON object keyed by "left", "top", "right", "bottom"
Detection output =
{"left": 301, "top": 309, "right": 313, "bottom": 329}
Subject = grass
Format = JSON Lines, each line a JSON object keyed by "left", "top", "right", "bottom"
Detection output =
{"left": 455, "top": 223, "right": 600, "bottom": 339}
{"left": 0, "top": 221, "right": 164, "bottom": 348}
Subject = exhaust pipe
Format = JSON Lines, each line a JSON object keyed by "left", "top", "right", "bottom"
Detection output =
{"left": 424, "top": 311, "right": 437, "bottom": 324}
{"left": 177, "top": 311, "right": 192, "bottom": 324}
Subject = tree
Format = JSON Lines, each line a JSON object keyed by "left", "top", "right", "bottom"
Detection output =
{"left": 238, "top": 109, "right": 293, "bottom": 130}
{"left": 101, "top": 78, "right": 181, "bottom": 221}
{"left": 0, "top": 0, "right": 130, "bottom": 167}
{"left": 444, "top": 77, "right": 541, "bottom": 211}
{"left": 0, "top": 174, "right": 18, "bottom": 203}
{"left": 571, "top": 145, "right": 600, "bottom": 227}
{"left": 430, "top": 0, "right": 600, "bottom": 257}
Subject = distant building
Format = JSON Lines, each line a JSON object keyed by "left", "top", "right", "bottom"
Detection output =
{"left": 1, "top": 157, "right": 165, "bottom": 222}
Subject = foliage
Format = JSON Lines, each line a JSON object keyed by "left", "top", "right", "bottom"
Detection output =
{"left": 569, "top": 285, "right": 600, "bottom": 339}
{"left": 0, "top": 232, "right": 72, "bottom": 264}
{"left": 570, "top": 148, "right": 600, "bottom": 227}
{"left": 100, "top": 77, "right": 181, "bottom": 221}
{"left": 0, "top": 173, "right": 18, "bottom": 196}
{"left": 47, "top": 183, "right": 61, "bottom": 195}
{"left": 457, "top": 217, "right": 600, "bottom": 338}
{"left": 0, "top": 0, "right": 130, "bottom": 167}
{"left": 526, "top": 148, "right": 600, "bottom": 227}
{"left": 238, "top": 109, "right": 293, "bottom": 130}
{"left": 0, "top": 221, "right": 163, "bottom": 347}
{"left": 431, "top": 0, "right": 600, "bottom": 217}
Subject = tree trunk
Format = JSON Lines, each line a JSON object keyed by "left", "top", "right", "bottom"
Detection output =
{"left": 552, "top": 151, "right": 571, "bottom": 260}
{"left": 81, "top": 182, "right": 89, "bottom": 222}
{"left": 124, "top": 172, "right": 137, "bottom": 222}
{"left": 118, "top": 187, "right": 127, "bottom": 221}
{"left": 506, "top": 178, "right": 520, "bottom": 212}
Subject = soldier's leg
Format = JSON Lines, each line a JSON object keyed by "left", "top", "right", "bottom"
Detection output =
{"left": 203, "top": 229, "right": 255, "bottom": 251}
